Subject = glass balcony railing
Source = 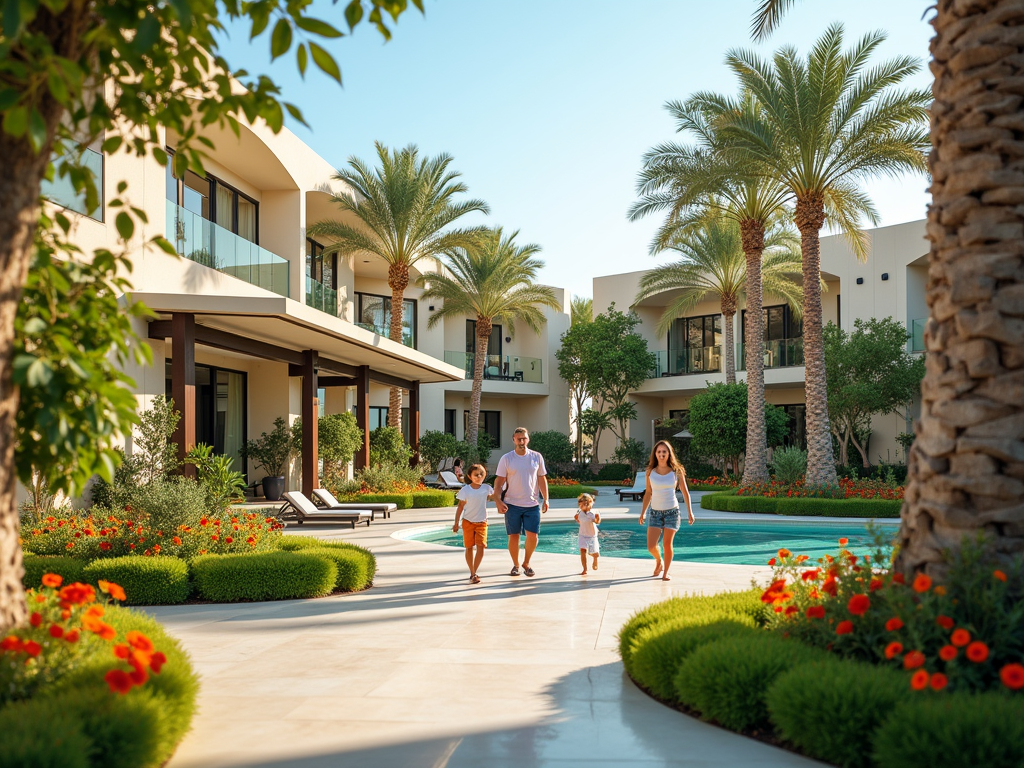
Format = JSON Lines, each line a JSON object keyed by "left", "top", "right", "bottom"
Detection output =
{"left": 354, "top": 322, "right": 415, "bottom": 348}
{"left": 738, "top": 337, "right": 804, "bottom": 370}
{"left": 910, "top": 318, "right": 927, "bottom": 353}
{"left": 648, "top": 346, "right": 722, "bottom": 377}
{"left": 443, "top": 351, "right": 543, "bottom": 383}
{"left": 166, "top": 200, "right": 289, "bottom": 297}
{"left": 305, "top": 277, "right": 339, "bottom": 316}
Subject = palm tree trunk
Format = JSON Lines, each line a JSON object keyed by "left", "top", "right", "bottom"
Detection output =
{"left": 741, "top": 222, "right": 769, "bottom": 484}
{"left": 467, "top": 316, "right": 491, "bottom": 448}
{"left": 722, "top": 299, "right": 737, "bottom": 385}
{"left": 899, "top": 0, "right": 1024, "bottom": 577}
{"left": 795, "top": 196, "right": 838, "bottom": 486}
{"left": 386, "top": 264, "right": 409, "bottom": 431}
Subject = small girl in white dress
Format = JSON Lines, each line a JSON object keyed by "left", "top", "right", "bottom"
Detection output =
{"left": 574, "top": 493, "right": 601, "bottom": 575}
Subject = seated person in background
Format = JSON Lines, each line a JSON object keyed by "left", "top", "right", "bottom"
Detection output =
{"left": 452, "top": 458, "right": 464, "bottom": 483}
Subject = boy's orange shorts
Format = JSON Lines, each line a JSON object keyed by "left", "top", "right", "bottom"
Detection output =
{"left": 462, "top": 520, "right": 488, "bottom": 548}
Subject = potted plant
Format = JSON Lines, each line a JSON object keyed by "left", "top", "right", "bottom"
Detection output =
{"left": 242, "top": 417, "right": 292, "bottom": 501}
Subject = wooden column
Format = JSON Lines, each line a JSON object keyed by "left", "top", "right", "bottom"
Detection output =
{"left": 408, "top": 382, "right": 420, "bottom": 466}
{"left": 170, "top": 313, "right": 196, "bottom": 478}
{"left": 301, "top": 349, "right": 319, "bottom": 497}
{"left": 355, "top": 365, "right": 370, "bottom": 469}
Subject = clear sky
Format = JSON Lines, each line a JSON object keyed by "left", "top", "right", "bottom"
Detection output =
{"left": 215, "top": 0, "right": 933, "bottom": 304}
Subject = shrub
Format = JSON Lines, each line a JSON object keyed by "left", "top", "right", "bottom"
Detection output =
{"left": 0, "top": 695, "right": 92, "bottom": 768}
{"left": 770, "top": 446, "right": 806, "bottom": 484}
{"left": 596, "top": 462, "right": 632, "bottom": 481}
{"left": 547, "top": 484, "right": 597, "bottom": 500}
{"left": 21, "top": 555, "right": 88, "bottom": 588}
{"left": 873, "top": 692, "right": 1024, "bottom": 768}
{"left": 699, "top": 492, "right": 901, "bottom": 517}
{"left": 276, "top": 536, "right": 377, "bottom": 586}
{"left": 120, "top": 476, "right": 209, "bottom": 532}
{"left": 674, "top": 633, "right": 826, "bottom": 731}
{"left": 82, "top": 557, "right": 191, "bottom": 605}
{"left": 369, "top": 426, "right": 412, "bottom": 467}
{"left": 339, "top": 492, "right": 413, "bottom": 509}
{"left": 418, "top": 430, "right": 458, "bottom": 472}
{"left": 191, "top": 551, "right": 336, "bottom": 601}
{"left": 767, "top": 658, "right": 909, "bottom": 768}
{"left": 612, "top": 438, "right": 647, "bottom": 474}
{"left": 528, "top": 430, "right": 574, "bottom": 465}
{"left": 412, "top": 490, "right": 456, "bottom": 508}
{"left": 353, "top": 462, "right": 423, "bottom": 494}
{"left": 291, "top": 412, "right": 362, "bottom": 483}
{"left": 304, "top": 547, "right": 372, "bottom": 591}
{"left": 243, "top": 416, "right": 293, "bottom": 477}
{"left": 184, "top": 444, "right": 246, "bottom": 514}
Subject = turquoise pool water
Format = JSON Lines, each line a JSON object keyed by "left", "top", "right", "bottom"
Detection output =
{"left": 407, "top": 518, "right": 897, "bottom": 566}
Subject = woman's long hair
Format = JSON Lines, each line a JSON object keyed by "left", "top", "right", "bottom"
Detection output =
{"left": 646, "top": 440, "right": 685, "bottom": 474}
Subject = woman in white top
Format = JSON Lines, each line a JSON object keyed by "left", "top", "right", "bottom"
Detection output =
{"left": 638, "top": 440, "right": 695, "bottom": 581}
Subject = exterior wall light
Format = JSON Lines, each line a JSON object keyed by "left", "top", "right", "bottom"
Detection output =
{"left": 856, "top": 277, "right": 864, "bottom": 285}
{"left": 881, "top": 273, "right": 889, "bottom": 281}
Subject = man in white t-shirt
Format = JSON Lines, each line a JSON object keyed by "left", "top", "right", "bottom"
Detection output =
{"left": 494, "top": 427, "right": 548, "bottom": 577}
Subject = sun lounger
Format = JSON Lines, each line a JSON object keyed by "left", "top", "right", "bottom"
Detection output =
{"left": 311, "top": 489, "right": 398, "bottom": 520}
{"left": 427, "top": 471, "right": 464, "bottom": 491}
{"left": 615, "top": 471, "right": 647, "bottom": 502}
{"left": 279, "top": 491, "right": 372, "bottom": 528}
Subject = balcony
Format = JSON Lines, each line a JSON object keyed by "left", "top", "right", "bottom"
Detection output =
{"left": 910, "top": 318, "right": 927, "bottom": 353}
{"left": 305, "top": 277, "right": 339, "bottom": 316}
{"left": 354, "top": 322, "right": 415, "bottom": 348}
{"left": 443, "top": 351, "right": 543, "bottom": 383}
{"left": 738, "top": 337, "right": 804, "bottom": 370}
{"left": 648, "top": 346, "right": 722, "bottom": 378}
{"left": 166, "top": 200, "right": 289, "bottom": 297}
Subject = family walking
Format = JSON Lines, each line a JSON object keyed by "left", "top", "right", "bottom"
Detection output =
{"left": 451, "top": 428, "right": 695, "bottom": 583}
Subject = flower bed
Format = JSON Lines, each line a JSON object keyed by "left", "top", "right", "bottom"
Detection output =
{"left": 737, "top": 477, "right": 904, "bottom": 500}
{"left": 0, "top": 575, "right": 199, "bottom": 768}
{"left": 701, "top": 489, "right": 901, "bottom": 517}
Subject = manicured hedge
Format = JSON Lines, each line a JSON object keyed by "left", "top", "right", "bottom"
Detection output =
{"left": 277, "top": 536, "right": 377, "bottom": 586}
{"left": 700, "top": 491, "right": 900, "bottom": 517}
{"left": 0, "top": 605, "right": 199, "bottom": 768}
{"left": 547, "top": 484, "right": 597, "bottom": 500}
{"left": 412, "top": 490, "right": 456, "bottom": 508}
{"left": 191, "top": 551, "right": 336, "bottom": 602}
{"left": 341, "top": 492, "right": 413, "bottom": 509}
{"left": 82, "top": 556, "right": 191, "bottom": 605}
{"left": 767, "top": 658, "right": 909, "bottom": 768}
{"left": 21, "top": 555, "right": 88, "bottom": 588}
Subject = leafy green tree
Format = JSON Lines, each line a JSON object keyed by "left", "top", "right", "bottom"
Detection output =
{"left": 369, "top": 426, "right": 412, "bottom": 468}
{"left": 129, "top": 395, "right": 181, "bottom": 485}
{"left": 689, "top": 382, "right": 789, "bottom": 474}
{"left": 823, "top": 318, "right": 925, "bottom": 469}
{"left": 703, "top": 24, "right": 929, "bottom": 484}
{"left": 416, "top": 430, "right": 458, "bottom": 474}
{"left": 556, "top": 317, "right": 595, "bottom": 462}
{"left": 309, "top": 143, "right": 489, "bottom": 428}
{"left": 243, "top": 418, "right": 293, "bottom": 478}
{"left": 418, "top": 227, "right": 560, "bottom": 446}
{"left": 528, "top": 430, "right": 574, "bottom": 467}
{"left": 292, "top": 412, "right": 362, "bottom": 484}
{"left": 612, "top": 438, "right": 647, "bottom": 474}
{"left": 578, "top": 408, "right": 612, "bottom": 464}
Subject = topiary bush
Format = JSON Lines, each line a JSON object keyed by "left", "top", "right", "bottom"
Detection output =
{"left": 700, "top": 492, "right": 901, "bottom": 518}
{"left": 674, "top": 633, "right": 826, "bottom": 732}
{"left": 191, "top": 551, "right": 336, "bottom": 602}
{"left": 304, "top": 547, "right": 372, "bottom": 592}
{"left": 21, "top": 554, "right": 88, "bottom": 588}
{"left": 527, "top": 430, "right": 574, "bottom": 465}
{"left": 82, "top": 556, "right": 190, "bottom": 605}
{"left": 872, "top": 692, "right": 1024, "bottom": 768}
{"left": 596, "top": 462, "right": 632, "bottom": 481}
{"left": 767, "top": 658, "right": 909, "bottom": 768}
{"left": 411, "top": 490, "right": 456, "bottom": 508}
{"left": 276, "top": 536, "right": 377, "bottom": 587}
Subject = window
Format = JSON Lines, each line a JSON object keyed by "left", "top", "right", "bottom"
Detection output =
{"left": 355, "top": 293, "right": 416, "bottom": 348}
{"left": 42, "top": 146, "right": 104, "bottom": 221}
{"left": 369, "top": 406, "right": 410, "bottom": 443}
{"left": 464, "top": 410, "right": 501, "bottom": 446}
{"left": 165, "top": 156, "right": 258, "bottom": 244}
{"left": 444, "top": 409, "right": 457, "bottom": 436}
{"left": 778, "top": 404, "right": 805, "bottom": 449}
{"left": 164, "top": 361, "right": 247, "bottom": 473}
{"left": 837, "top": 294, "right": 841, "bottom": 330}
{"left": 306, "top": 239, "right": 336, "bottom": 289}
{"left": 466, "top": 320, "right": 503, "bottom": 377}
{"left": 666, "top": 314, "right": 722, "bottom": 374}
{"left": 741, "top": 304, "right": 803, "bottom": 342}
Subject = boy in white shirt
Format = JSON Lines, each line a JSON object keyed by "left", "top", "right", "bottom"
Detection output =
{"left": 452, "top": 464, "right": 496, "bottom": 584}
{"left": 574, "top": 493, "right": 601, "bottom": 575}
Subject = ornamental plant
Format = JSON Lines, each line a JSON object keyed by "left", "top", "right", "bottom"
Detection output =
{"left": 737, "top": 477, "right": 903, "bottom": 500}
{"left": 0, "top": 575, "right": 166, "bottom": 703}
{"left": 759, "top": 535, "right": 1024, "bottom": 694}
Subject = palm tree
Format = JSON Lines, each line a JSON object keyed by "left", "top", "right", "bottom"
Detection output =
{"left": 634, "top": 210, "right": 803, "bottom": 390}
{"left": 570, "top": 295, "right": 593, "bottom": 327}
{"left": 750, "top": 0, "right": 802, "bottom": 41}
{"left": 309, "top": 142, "right": 489, "bottom": 430}
{"left": 630, "top": 96, "right": 794, "bottom": 483}
{"left": 418, "top": 228, "right": 561, "bottom": 447}
{"left": 700, "top": 24, "right": 929, "bottom": 485}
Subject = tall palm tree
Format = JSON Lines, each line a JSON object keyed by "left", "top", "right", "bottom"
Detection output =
{"left": 309, "top": 142, "right": 489, "bottom": 430}
{"left": 750, "top": 0, "right": 802, "bottom": 41}
{"left": 630, "top": 97, "right": 794, "bottom": 483}
{"left": 418, "top": 228, "right": 561, "bottom": 447}
{"left": 700, "top": 24, "right": 929, "bottom": 485}
{"left": 570, "top": 295, "right": 593, "bottom": 327}
{"left": 634, "top": 211, "right": 803, "bottom": 390}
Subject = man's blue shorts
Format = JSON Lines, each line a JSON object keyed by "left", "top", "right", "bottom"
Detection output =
{"left": 504, "top": 504, "right": 541, "bottom": 536}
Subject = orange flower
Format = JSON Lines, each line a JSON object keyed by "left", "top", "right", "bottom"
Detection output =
{"left": 98, "top": 580, "right": 127, "bottom": 602}
{"left": 930, "top": 673, "right": 948, "bottom": 691}
{"left": 172, "top": 536, "right": 182, "bottom": 545}
{"left": 885, "top": 641, "right": 904, "bottom": 659}
{"left": 795, "top": 555, "right": 809, "bottom": 563}
{"left": 246, "top": 537, "right": 256, "bottom": 546}
{"left": 910, "top": 669, "right": 929, "bottom": 690}
{"left": 912, "top": 573, "right": 932, "bottom": 593}
{"left": 994, "top": 570, "right": 1008, "bottom": 582}
{"left": 933, "top": 585, "right": 947, "bottom": 596}
{"left": 806, "top": 606, "right": 825, "bottom": 619}
{"left": 951, "top": 629, "right": 971, "bottom": 647}
{"left": 0, "top": 636, "right": 23, "bottom": 652}
{"left": 778, "top": 548, "right": 791, "bottom": 559}
{"left": 58, "top": 583, "right": 96, "bottom": 606}
{"left": 127, "top": 631, "right": 154, "bottom": 653}
{"left": 41, "top": 573, "right": 63, "bottom": 588}
{"left": 838, "top": 537, "right": 849, "bottom": 546}
{"left": 966, "top": 641, "right": 989, "bottom": 663}
{"left": 836, "top": 620, "right": 854, "bottom": 635}
{"left": 760, "top": 580, "right": 794, "bottom": 605}
{"left": 847, "top": 594, "right": 870, "bottom": 616}
{"left": 939, "top": 645, "right": 957, "bottom": 661}
{"left": 105, "top": 669, "right": 133, "bottom": 694}
{"left": 1000, "top": 663, "right": 1024, "bottom": 690}
{"left": 904, "top": 650, "right": 926, "bottom": 670}
{"left": 113, "top": 644, "right": 130, "bottom": 660}
{"left": 801, "top": 569, "right": 820, "bottom": 581}
{"left": 936, "top": 615, "right": 954, "bottom": 630}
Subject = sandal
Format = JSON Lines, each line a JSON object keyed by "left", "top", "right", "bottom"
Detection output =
{"left": 510, "top": 566, "right": 520, "bottom": 576}
{"left": 470, "top": 574, "right": 481, "bottom": 584}
{"left": 523, "top": 566, "right": 536, "bottom": 577}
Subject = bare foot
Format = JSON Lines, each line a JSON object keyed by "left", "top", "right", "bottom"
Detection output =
{"left": 592, "top": 561, "right": 599, "bottom": 571}
{"left": 653, "top": 562, "right": 663, "bottom": 577}
{"left": 580, "top": 570, "right": 588, "bottom": 576}
{"left": 662, "top": 573, "right": 672, "bottom": 581}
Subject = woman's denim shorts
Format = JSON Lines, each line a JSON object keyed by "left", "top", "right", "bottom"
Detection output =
{"left": 647, "top": 507, "right": 681, "bottom": 530}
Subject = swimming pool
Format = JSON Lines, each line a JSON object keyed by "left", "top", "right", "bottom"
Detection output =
{"left": 402, "top": 517, "right": 898, "bottom": 566}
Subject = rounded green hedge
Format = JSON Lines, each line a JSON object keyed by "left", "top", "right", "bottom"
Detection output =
{"left": 277, "top": 537, "right": 377, "bottom": 588}
{"left": 767, "top": 657, "right": 909, "bottom": 768}
{"left": 340, "top": 492, "right": 413, "bottom": 509}
{"left": 21, "top": 555, "right": 88, "bottom": 588}
{"left": 191, "top": 551, "right": 337, "bottom": 601}
{"left": 547, "top": 485, "right": 597, "bottom": 500}
{"left": 82, "top": 556, "right": 191, "bottom": 605}
{"left": 700, "top": 491, "right": 901, "bottom": 517}
{"left": 411, "top": 490, "right": 456, "bottom": 508}
{"left": 0, "top": 605, "right": 199, "bottom": 768}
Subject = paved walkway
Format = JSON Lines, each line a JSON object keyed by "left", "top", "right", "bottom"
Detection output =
{"left": 152, "top": 497, "right": 826, "bottom": 768}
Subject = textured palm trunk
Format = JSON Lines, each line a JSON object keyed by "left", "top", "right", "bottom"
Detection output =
{"left": 721, "top": 298, "right": 737, "bottom": 385}
{"left": 740, "top": 220, "right": 769, "bottom": 484}
{"left": 898, "top": 0, "right": 1024, "bottom": 577}
{"left": 467, "top": 316, "right": 491, "bottom": 448}
{"left": 386, "top": 264, "right": 409, "bottom": 431}
{"left": 794, "top": 195, "right": 838, "bottom": 486}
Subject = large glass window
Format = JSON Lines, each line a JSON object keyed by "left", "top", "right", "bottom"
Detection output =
{"left": 355, "top": 293, "right": 416, "bottom": 348}
{"left": 306, "top": 239, "right": 336, "bottom": 289}
{"left": 466, "top": 320, "right": 503, "bottom": 377}
{"left": 42, "top": 146, "right": 104, "bottom": 221}
{"left": 463, "top": 410, "right": 501, "bottom": 447}
{"left": 165, "top": 157, "right": 258, "bottom": 244}
{"left": 444, "top": 409, "right": 456, "bottom": 436}
{"left": 741, "top": 304, "right": 804, "bottom": 368}
{"left": 666, "top": 314, "right": 722, "bottom": 375}
{"left": 369, "top": 406, "right": 410, "bottom": 443}
{"left": 164, "top": 361, "right": 247, "bottom": 473}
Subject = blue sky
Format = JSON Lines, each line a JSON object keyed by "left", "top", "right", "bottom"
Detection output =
{"left": 216, "top": 0, "right": 933, "bottom": 304}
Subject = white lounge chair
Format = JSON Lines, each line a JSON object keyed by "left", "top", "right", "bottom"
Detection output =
{"left": 279, "top": 491, "right": 372, "bottom": 528}
{"left": 428, "top": 471, "right": 464, "bottom": 491}
{"left": 311, "top": 489, "right": 398, "bottom": 520}
{"left": 615, "top": 471, "right": 647, "bottom": 502}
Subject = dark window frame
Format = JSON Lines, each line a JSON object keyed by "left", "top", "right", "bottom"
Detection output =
{"left": 741, "top": 303, "right": 803, "bottom": 342}
{"left": 463, "top": 410, "right": 501, "bottom": 445}
{"left": 306, "top": 238, "right": 336, "bottom": 290}
{"left": 165, "top": 148, "right": 259, "bottom": 244}
{"left": 355, "top": 291, "right": 417, "bottom": 348}
{"left": 666, "top": 313, "right": 722, "bottom": 374}
{"left": 444, "top": 409, "right": 457, "bottom": 436}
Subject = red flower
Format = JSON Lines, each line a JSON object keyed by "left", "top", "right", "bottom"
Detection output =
{"left": 127, "top": 631, "right": 155, "bottom": 653}
{"left": 822, "top": 576, "right": 838, "bottom": 597}
{"left": 911, "top": 670, "right": 929, "bottom": 690}
{"left": 99, "top": 541, "right": 112, "bottom": 551}
{"left": 904, "top": 650, "right": 926, "bottom": 670}
{"left": 805, "top": 606, "right": 825, "bottom": 619}
{"left": 939, "top": 645, "right": 958, "bottom": 661}
{"left": 892, "top": 572, "right": 905, "bottom": 585}
{"left": 936, "top": 615, "right": 954, "bottom": 630}
{"left": 802, "top": 569, "right": 820, "bottom": 581}
{"left": 767, "top": 558, "right": 777, "bottom": 566}
{"left": 210, "top": 534, "right": 219, "bottom": 541}
{"left": 58, "top": 583, "right": 96, "bottom": 606}
{"left": 64, "top": 630, "right": 80, "bottom": 644}
{"left": 1000, "top": 663, "right": 1024, "bottom": 690}
{"left": 912, "top": 573, "right": 932, "bottom": 593}
{"left": 951, "top": 629, "right": 971, "bottom": 647}
{"left": 838, "top": 537, "right": 849, "bottom": 546}
{"left": 994, "top": 570, "right": 1008, "bottom": 582}
{"left": 869, "top": 578, "right": 884, "bottom": 592}
{"left": 760, "top": 580, "right": 793, "bottom": 605}
{"left": 224, "top": 537, "right": 233, "bottom": 544}
{"left": 29, "top": 612, "right": 42, "bottom": 628}
{"left": 784, "top": 606, "right": 799, "bottom": 616}
{"left": 41, "top": 573, "right": 63, "bottom": 588}
{"left": 23, "top": 641, "right": 42, "bottom": 658}
{"left": 778, "top": 548, "right": 791, "bottom": 559}
{"left": 966, "top": 641, "right": 989, "bottom": 663}
{"left": 0, "top": 636, "right": 23, "bottom": 652}
{"left": 200, "top": 518, "right": 209, "bottom": 526}
{"left": 113, "top": 644, "right": 130, "bottom": 660}
{"left": 150, "top": 651, "right": 167, "bottom": 674}
{"left": 105, "top": 669, "right": 133, "bottom": 694}
{"left": 847, "top": 594, "right": 871, "bottom": 616}
{"left": 246, "top": 537, "right": 256, "bottom": 546}
{"left": 885, "top": 642, "right": 904, "bottom": 659}
{"left": 48, "top": 624, "right": 64, "bottom": 639}
{"left": 836, "top": 620, "right": 854, "bottom": 635}
{"left": 930, "top": 673, "right": 948, "bottom": 691}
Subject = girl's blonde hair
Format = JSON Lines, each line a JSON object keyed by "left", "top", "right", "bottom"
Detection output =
{"left": 466, "top": 463, "right": 487, "bottom": 478}
{"left": 577, "top": 493, "right": 595, "bottom": 506}
{"left": 646, "top": 440, "right": 686, "bottom": 474}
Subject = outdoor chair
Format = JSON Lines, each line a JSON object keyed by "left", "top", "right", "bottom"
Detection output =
{"left": 311, "top": 488, "right": 398, "bottom": 520}
{"left": 279, "top": 491, "right": 372, "bottom": 528}
{"left": 427, "top": 471, "right": 464, "bottom": 491}
{"left": 615, "top": 472, "right": 647, "bottom": 502}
